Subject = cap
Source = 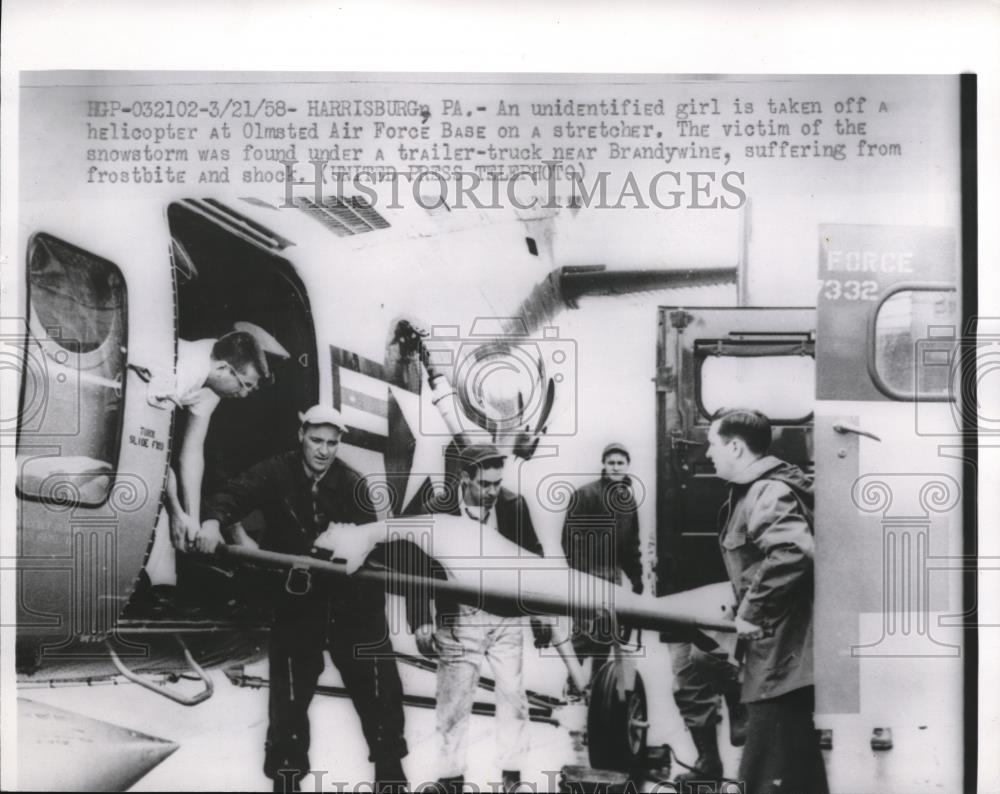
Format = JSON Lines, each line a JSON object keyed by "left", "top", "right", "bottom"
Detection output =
{"left": 459, "top": 443, "right": 507, "bottom": 470}
{"left": 602, "top": 442, "right": 630, "bottom": 461}
{"left": 298, "top": 405, "right": 348, "bottom": 432}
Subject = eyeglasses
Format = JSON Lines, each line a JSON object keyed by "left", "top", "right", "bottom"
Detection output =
{"left": 224, "top": 362, "right": 259, "bottom": 394}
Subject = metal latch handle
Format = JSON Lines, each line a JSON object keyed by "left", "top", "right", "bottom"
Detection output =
{"left": 833, "top": 423, "right": 882, "bottom": 442}
{"left": 130, "top": 362, "right": 179, "bottom": 410}
{"left": 126, "top": 363, "right": 153, "bottom": 383}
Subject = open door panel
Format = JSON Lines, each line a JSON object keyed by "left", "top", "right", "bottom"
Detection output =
{"left": 655, "top": 306, "right": 816, "bottom": 594}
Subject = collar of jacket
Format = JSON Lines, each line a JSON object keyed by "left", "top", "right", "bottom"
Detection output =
{"left": 302, "top": 462, "right": 323, "bottom": 487}
{"left": 447, "top": 485, "right": 517, "bottom": 516}
{"left": 726, "top": 454, "right": 786, "bottom": 486}
{"left": 600, "top": 473, "right": 633, "bottom": 487}
{"left": 288, "top": 451, "right": 345, "bottom": 491}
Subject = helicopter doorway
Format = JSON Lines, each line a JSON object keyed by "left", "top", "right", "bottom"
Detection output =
{"left": 166, "top": 200, "right": 318, "bottom": 492}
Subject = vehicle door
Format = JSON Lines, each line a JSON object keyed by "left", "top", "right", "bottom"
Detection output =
{"left": 655, "top": 306, "right": 816, "bottom": 594}
{"left": 813, "top": 224, "right": 963, "bottom": 791}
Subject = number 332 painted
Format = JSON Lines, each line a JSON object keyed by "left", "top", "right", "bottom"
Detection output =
{"left": 819, "top": 279, "right": 879, "bottom": 301}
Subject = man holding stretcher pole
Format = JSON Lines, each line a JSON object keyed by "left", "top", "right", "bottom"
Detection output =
{"left": 200, "top": 324, "right": 738, "bottom": 788}
{"left": 195, "top": 405, "right": 414, "bottom": 794}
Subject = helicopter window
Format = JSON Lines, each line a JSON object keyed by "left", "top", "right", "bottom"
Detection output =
{"left": 698, "top": 352, "right": 814, "bottom": 423}
{"left": 16, "top": 234, "right": 127, "bottom": 507}
{"left": 872, "top": 287, "right": 958, "bottom": 400}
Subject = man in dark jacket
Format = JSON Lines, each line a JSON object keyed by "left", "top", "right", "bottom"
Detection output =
{"left": 561, "top": 442, "right": 643, "bottom": 681}
{"left": 195, "top": 405, "right": 410, "bottom": 794}
{"left": 706, "top": 408, "right": 828, "bottom": 794}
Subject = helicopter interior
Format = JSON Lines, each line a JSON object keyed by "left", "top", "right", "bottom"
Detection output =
{"left": 151, "top": 201, "right": 320, "bottom": 614}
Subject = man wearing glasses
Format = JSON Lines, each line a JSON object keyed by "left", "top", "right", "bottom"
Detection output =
{"left": 166, "top": 330, "right": 275, "bottom": 546}
{"left": 144, "top": 326, "right": 285, "bottom": 593}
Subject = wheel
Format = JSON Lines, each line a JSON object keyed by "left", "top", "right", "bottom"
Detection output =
{"left": 587, "top": 660, "right": 649, "bottom": 772}
{"left": 623, "top": 674, "right": 648, "bottom": 763}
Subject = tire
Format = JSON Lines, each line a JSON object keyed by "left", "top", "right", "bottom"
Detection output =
{"left": 587, "top": 660, "right": 649, "bottom": 772}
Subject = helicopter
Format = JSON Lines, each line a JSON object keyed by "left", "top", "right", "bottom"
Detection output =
{"left": 13, "top": 183, "right": 966, "bottom": 791}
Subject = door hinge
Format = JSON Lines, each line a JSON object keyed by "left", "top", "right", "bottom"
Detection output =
{"left": 669, "top": 309, "right": 693, "bottom": 330}
{"left": 670, "top": 432, "right": 703, "bottom": 450}
{"left": 654, "top": 366, "right": 675, "bottom": 392}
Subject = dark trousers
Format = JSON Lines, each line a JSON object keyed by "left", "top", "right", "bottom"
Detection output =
{"left": 264, "top": 611, "right": 408, "bottom": 786}
{"left": 668, "top": 641, "right": 740, "bottom": 729}
{"left": 571, "top": 613, "right": 620, "bottom": 683}
{"left": 738, "top": 686, "right": 829, "bottom": 794}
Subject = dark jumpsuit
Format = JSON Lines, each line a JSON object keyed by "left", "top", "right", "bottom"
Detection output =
{"left": 561, "top": 474, "right": 644, "bottom": 679}
{"left": 204, "top": 451, "right": 412, "bottom": 784}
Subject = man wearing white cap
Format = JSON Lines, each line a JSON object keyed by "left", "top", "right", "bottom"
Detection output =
{"left": 197, "top": 405, "right": 410, "bottom": 793}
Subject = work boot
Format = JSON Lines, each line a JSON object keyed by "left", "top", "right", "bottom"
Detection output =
{"left": 271, "top": 771, "right": 303, "bottom": 793}
{"left": 502, "top": 769, "right": 521, "bottom": 792}
{"left": 374, "top": 758, "right": 408, "bottom": 793}
{"left": 724, "top": 687, "right": 748, "bottom": 747}
{"left": 434, "top": 774, "right": 464, "bottom": 793}
{"left": 673, "top": 724, "right": 723, "bottom": 787}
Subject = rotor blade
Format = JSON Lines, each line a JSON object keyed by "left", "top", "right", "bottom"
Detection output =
{"left": 505, "top": 265, "right": 738, "bottom": 335}
{"left": 562, "top": 265, "right": 738, "bottom": 302}
{"left": 18, "top": 698, "right": 178, "bottom": 791}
